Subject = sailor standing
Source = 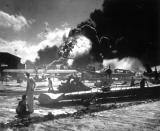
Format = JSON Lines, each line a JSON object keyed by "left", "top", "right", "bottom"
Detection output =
{"left": 48, "top": 77, "right": 54, "bottom": 92}
{"left": 25, "top": 73, "right": 36, "bottom": 113}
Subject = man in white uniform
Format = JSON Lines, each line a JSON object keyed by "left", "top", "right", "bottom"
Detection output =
{"left": 25, "top": 73, "right": 36, "bottom": 113}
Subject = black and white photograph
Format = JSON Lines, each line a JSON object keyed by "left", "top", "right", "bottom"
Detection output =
{"left": 0, "top": 0, "right": 160, "bottom": 130}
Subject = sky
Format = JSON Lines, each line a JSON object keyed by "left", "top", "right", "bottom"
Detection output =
{"left": 0, "top": 0, "right": 103, "bottom": 62}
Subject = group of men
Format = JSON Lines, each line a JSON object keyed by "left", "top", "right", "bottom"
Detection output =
{"left": 16, "top": 71, "right": 150, "bottom": 117}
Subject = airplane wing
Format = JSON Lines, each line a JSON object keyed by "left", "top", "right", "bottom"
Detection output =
{"left": 3, "top": 69, "right": 36, "bottom": 73}
{"left": 3, "top": 69, "right": 77, "bottom": 74}
{"left": 46, "top": 69, "right": 77, "bottom": 74}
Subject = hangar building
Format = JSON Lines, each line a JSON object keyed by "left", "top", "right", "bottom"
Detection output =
{"left": 0, "top": 52, "right": 25, "bottom": 77}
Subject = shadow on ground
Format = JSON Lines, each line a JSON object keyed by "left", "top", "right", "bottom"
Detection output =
{"left": 1, "top": 95, "right": 160, "bottom": 129}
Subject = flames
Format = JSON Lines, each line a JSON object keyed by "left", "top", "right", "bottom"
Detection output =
{"left": 15, "top": 23, "right": 147, "bottom": 73}
{"left": 59, "top": 35, "right": 92, "bottom": 59}
{"left": 103, "top": 57, "right": 146, "bottom": 72}
{"left": 59, "top": 34, "right": 92, "bottom": 66}
{"left": 58, "top": 27, "right": 145, "bottom": 72}
{"left": 67, "top": 59, "right": 74, "bottom": 66}
{"left": 69, "top": 35, "right": 92, "bottom": 58}
{"left": 35, "top": 25, "right": 146, "bottom": 73}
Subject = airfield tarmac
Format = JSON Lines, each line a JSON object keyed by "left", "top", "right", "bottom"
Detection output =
{"left": 0, "top": 80, "right": 160, "bottom": 131}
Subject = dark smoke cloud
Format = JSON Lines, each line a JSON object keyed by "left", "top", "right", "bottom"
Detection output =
{"left": 35, "top": 46, "right": 59, "bottom": 66}
{"left": 67, "top": 0, "right": 160, "bottom": 68}
{"left": 90, "top": 0, "right": 160, "bottom": 66}
{"left": 36, "top": 0, "right": 160, "bottom": 69}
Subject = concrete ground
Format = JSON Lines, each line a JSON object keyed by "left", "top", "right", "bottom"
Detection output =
{"left": 0, "top": 80, "right": 160, "bottom": 131}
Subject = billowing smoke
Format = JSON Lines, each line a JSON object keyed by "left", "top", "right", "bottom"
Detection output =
{"left": 16, "top": 26, "right": 70, "bottom": 65}
{"left": 0, "top": 40, "right": 46, "bottom": 63}
{"left": 69, "top": 35, "right": 92, "bottom": 58}
{"left": 103, "top": 57, "right": 146, "bottom": 72}
{"left": 37, "top": 0, "right": 159, "bottom": 71}
{"left": 58, "top": 34, "right": 92, "bottom": 67}
{"left": 58, "top": 24, "right": 101, "bottom": 67}
{"left": 0, "top": 26, "right": 71, "bottom": 64}
{"left": 38, "top": 27, "right": 71, "bottom": 49}
{"left": 35, "top": 26, "right": 71, "bottom": 63}
{"left": 90, "top": 0, "right": 159, "bottom": 67}
{"left": 67, "top": 59, "right": 74, "bottom": 67}
{"left": 59, "top": 0, "right": 159, "bottom": 71}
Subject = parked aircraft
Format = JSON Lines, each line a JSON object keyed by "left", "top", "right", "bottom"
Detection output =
{"left": 81, "top": 68, "right": 135, "bottom": 81}
{"left": 2, "top": 68, "right": 78, "bottom": 81}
